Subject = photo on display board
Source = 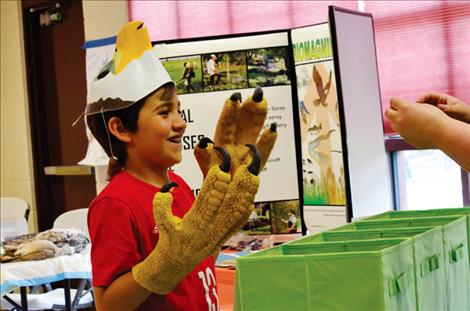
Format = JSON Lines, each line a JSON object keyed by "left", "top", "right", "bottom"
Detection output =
{"left": 202, "top": 52, "right": 248, "bottom": 91}
{"left": 161, "top": 56, "right": 203, "bottom": 94}
{"left": 247, "top": 47, "right": 291, "bottom": 87}
{"left": 270, "top": 200, "right": 301, "bottom": 234}
{"left": 242, "top": 201, "right": 272, "bottom": 235}
{"left": 296, "top": 61, "right": 346, "bottom": 205}
{"left": 241, "top": 200, "right": 301, "bottom": 235}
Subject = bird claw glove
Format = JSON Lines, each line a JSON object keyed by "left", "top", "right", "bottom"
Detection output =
{"left": 132, "top": 87, "right": 277, "bottom": 294}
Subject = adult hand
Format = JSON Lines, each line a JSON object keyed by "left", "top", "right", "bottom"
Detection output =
{"left": 418, "top": 92, "right": 470, "bottom": 124}
{"left": 385, "top": 97, "right": 451, "bottom": 149}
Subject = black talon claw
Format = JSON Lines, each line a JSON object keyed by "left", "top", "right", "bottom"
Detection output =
{"left": 160, "top": 182, "right": 178, "bottom": 193}
{"left": 197, "top": 137, "right": 214, "bottom": 149}
{"left": 230, "top": 92, "right": 242, "bottom": 102}
{"left": 270, "top": 123, "right": 277, "bottom": 132}
{"left": 214, "top": 146, "right": 231, "bottom": 173}
{"left": 252, "top": 86, "right": 263, "bottom": 102}
{"left": 246, "top": 144, "right": 261, "bottom": 176}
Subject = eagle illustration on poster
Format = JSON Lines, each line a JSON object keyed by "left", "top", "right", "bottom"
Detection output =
{"left": 298, "top": 62, "right": 345, "bottom": 205}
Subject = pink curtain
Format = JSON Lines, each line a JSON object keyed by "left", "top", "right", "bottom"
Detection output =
{"left": 128, "top": 1, "right": 356, "bottom": 40}
{"left": 129, "top": 1, "right": 470, "bottom": 134}
{"left": 365, "top": 1, "right": 470, "bottom": 133}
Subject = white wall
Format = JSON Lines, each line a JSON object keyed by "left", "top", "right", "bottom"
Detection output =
{"left": 1, "top": 0, "right": 37, "bottom": 232}
{"left": 82, "top": 0, "right": 128, "bottom": 41}
{"left": 0, "top": 0, "right": 128, "bottom": 232}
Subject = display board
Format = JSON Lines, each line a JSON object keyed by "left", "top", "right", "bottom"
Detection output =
{"left": 291, "top": 23, "right": 347, "bottom": 234}
{"left": 81, "top": 7, "right": 395, "bottom": 236}
{"left": 154, "top": 32, "right": 299, "bottom": 203}
{"left": 329, "top": 6, "right": 393, "bottom": 219}
{"left": 82, "top": 31, "right": 303, "bottom": 235}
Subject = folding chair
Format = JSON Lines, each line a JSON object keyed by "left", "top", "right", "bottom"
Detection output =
{"left": 0, "top": 197, "right": 30, "bottom": 242}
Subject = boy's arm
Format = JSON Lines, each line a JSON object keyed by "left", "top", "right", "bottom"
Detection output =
{"left": 94, "top": 272, "right": 151, "bottom": 311}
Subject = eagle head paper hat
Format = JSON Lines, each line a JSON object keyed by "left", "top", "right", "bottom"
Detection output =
{"left": 86, "top": 21, "right": 172, "bottom": 115}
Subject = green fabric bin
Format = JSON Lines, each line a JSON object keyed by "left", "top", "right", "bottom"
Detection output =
{"left": 290, "top": 227, "right": 446, "bottom": 311}
{"left": 332, "top": 216, "right": 470, "bottom": 311}
{"left": 365, "top": 207, "right": 470, "bottom": 268}
{"left": 234, "top": 238, "right": 416, "bottom": 311}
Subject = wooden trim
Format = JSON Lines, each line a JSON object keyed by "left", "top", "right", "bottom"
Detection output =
{"left": 21, "top": 4, "right": 55, "bottom": 231}
{"left": 44, "top": 166, "right": 93, "bottom": 176}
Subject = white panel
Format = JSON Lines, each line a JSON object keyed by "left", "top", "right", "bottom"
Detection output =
{"left": 330, "top": 8, "right": 393, "bottom": 217}
{"left": 154, "top": 32, "right": 289, "bottom": 58}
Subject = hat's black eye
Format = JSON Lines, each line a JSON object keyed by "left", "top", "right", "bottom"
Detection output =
{"left": 137, "top": 22, "right": 144, "bottom": 30}
{"left": 97, "top": 69, "right": 110, "bottom": 80}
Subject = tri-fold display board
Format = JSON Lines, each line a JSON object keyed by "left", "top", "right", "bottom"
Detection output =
{"left": 82, "top": 6, "right": 392, "bottom": 235}
{"left": 328, "top": 6, "right": 393, "bottom": 222}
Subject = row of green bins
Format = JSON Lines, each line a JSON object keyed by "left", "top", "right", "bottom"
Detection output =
{"left": 234, "top": 238, "right": 416, "bottom": 311}
{"left": 290, "top": 227, "right": 446, "bottom": 311}
{"left": 365, "top": 207, "right": 470, "bottom": 267}
{"left": 332, "top": 215, "right": 470, "bottom": 311}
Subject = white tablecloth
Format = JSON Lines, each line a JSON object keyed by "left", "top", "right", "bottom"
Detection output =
{"left": 1, "top": 245, "right": 91, "bottom": 295}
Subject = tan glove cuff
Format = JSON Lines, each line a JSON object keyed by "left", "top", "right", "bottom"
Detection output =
{"left": 132, "top": 253, "right": 195, "bottom": 295}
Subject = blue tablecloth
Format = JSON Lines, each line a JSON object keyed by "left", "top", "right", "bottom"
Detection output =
{"left": 1, "top": 245, "right": 91, "bottom": 295}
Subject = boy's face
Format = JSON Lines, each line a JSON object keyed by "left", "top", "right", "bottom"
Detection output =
{"left": 128, "top": 88, "right": 186, "bottom": 170}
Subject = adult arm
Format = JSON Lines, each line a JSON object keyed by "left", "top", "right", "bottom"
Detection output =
{"left": 385, "top": 97, "right": 470, "bottom": 172}
{"left": 436, "top": 117, "right": 470, "bottom": 172}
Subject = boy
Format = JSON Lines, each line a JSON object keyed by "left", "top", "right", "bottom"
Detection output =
{"left": 86, "top": 21, "right": 276, "bottom": 310}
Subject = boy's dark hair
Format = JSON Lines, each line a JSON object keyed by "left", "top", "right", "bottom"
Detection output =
{"left": 86, "top": 82, "right": 175, "bottom": 166}
{"left": 288, "top": 209, "right": 296, "bottom": 215}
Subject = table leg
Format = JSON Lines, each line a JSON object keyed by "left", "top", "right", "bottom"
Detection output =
{"left": 2, "top": 295, "right": 22, "bottom": 310}
{"left": 64, "top": 279, "right": 72, "bottom": 311}
{"left": 20, "top": 286, "right": 28, "bottom": 311}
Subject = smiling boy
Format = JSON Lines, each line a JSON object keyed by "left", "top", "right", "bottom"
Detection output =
{"left": 86, "top": 21, "right": 276, "bottom": 311}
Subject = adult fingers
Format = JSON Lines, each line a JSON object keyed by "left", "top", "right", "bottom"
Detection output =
{"left": 384, "top": 107, "right": 398, "bottom": 121}
{"left": 417, "top": 92, "right": 447, "bottom": 105}
{"left": 389, "top": 97, "right": 406, "bottom": 110}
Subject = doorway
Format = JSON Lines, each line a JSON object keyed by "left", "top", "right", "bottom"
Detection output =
{"left": 22, "top": 0, "right": 96, "bottom": 230}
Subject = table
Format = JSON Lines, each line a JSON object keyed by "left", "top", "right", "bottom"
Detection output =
{"left": 216, "top": 267, "right": 236, "bottom": 311}
{"left": 1, "top": 245, "right": 92, "bottom": 311}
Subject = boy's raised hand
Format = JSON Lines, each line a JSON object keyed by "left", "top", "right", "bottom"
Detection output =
{"left": 133, "top": 160, "right": 259, "bottom": 294}
{"left": 193, "top": 86, "right": 277, "bottom": 243}
{"left": 132, "top": 87, "right": 277, "bottom": 294}
{"left": 194, "top": 86, "right": 277, "bottom": 177}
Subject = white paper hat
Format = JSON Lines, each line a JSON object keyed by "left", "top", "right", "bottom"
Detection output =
{"left": 86, "top": 21, "right": 172, "bottom": 116}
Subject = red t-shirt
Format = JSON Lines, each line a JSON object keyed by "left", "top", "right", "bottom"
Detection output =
{"left": 88, "top": 170, "right": 219, "bottom": 311}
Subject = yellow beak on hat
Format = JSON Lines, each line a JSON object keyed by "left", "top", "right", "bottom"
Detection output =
{"left": 113, "top": 21, "right": 153, "bottom": 74}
